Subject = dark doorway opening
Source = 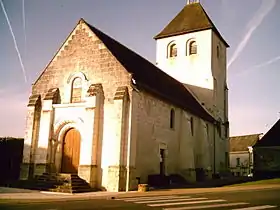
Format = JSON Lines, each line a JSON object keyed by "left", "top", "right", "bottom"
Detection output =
{"left": 160, "top": 149, "right": 165, "bottom": 176}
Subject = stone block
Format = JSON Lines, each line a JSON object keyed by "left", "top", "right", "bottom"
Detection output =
{"left": 34, "top": 163, "right": 48, "bottom": 176}
{"left": 78, "top": 165, "right": 100, "bottom": 188}
{"left": 107, "top": 165, "right": 127, "bottom": 192}
{"left": 20, "top": 163, "right": 30, "bottom": 180}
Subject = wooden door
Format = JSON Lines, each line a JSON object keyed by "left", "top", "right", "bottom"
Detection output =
{"left": 61, "top": 128, "right": 81, "bottom": 173}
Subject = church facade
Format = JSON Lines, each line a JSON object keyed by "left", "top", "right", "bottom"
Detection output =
{"left": 21, "top": 2, "right": 229, "bottom": 192}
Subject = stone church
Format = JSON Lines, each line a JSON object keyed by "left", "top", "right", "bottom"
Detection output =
{"left": 21, "top": 2, "right": 229, "bottom": 192}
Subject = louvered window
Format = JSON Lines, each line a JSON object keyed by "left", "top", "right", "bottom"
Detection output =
{"left": 189, "top": 41, "right": 197, "bottom": 55}
{"left": 169, "top": 44, "right": 177, "bottom": 57}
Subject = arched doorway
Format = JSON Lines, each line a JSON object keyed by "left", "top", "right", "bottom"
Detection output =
{"left": 61, "top": 128, "right": 81, "bottom": 173}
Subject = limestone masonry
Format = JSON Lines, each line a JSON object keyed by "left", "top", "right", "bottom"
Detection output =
{"left": 21, "top": 2, "right": 229, "bottom": 192}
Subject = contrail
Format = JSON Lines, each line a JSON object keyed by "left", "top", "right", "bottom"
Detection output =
{"left": 22, "top": 0, "right": 27, "bottom": 57}
{"left": 234, "top": 55, "right": 280, "bottom": 77}
{"left": 252, "top": 55, "right": 280, "bottom": 69}
{"left": 227, "top": 0, "right": 276, "bottom": 69}
{"left": 0, "top": 0, "right": 27, "bottom": 83}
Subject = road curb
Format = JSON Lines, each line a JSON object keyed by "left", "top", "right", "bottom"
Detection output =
{"left": 1, "top": 184, "right": 280, "bottom": 201}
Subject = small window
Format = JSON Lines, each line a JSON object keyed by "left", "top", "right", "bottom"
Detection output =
{"left": 225, "top": 125, "right": 228, "bottom": 138}
{"left": 225, "top": 152, "right": 229, "bottom": 168}
{"left": 236, "top": 158, "right": 240, "bottom": 166}
{"left": 71, "top": 77, "right": 82, "bottom": 103}
{"left": 217, "top": 46, "right": 220, "bottom": 58}
{"left": 170, "top": 109, "right": 175, "bottom": 129}
{"left": 214, "top": 78, "right": 217, "bottom": 100}
{"left": 189, "top": 41, "right": 197, "bottom": 55}
{"left": 217, "top": 123, "right": 222, "bottom": 138}
{"left": 190, "top": 117, "right": 194, "bottom": 136}
{"left": 169, "top": 43, "right": 177, "bottom": 58}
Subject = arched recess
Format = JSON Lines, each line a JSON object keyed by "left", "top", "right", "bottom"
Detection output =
{"left": 71, "top": 77, "right": 83, "bottom": 103}
{"left": 67, "top": 72, "right": 87, "bottom": 84}
{"left": 52, "top": 119, "right": 84, "bottom": 173}
{"left": 66, "top": 72, "right": 88, "bottom": 103}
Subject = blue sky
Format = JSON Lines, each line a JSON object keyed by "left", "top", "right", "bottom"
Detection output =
{"left": 0, "top": 0, "right": 280, "bottom": 137}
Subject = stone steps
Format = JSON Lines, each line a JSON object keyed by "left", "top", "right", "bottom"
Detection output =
{"left": 34, "top": 173, "right": 93, "bottom": 193}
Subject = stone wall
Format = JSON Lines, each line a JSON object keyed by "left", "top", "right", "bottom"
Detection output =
{"left": 22, "top": 21, "right": 132, "bottom": 191}
{"left": 254, "top": 147, "right": 280, "bottom": 176}
{"left": 230, "top": 151, "right": 251, "bottom": 176}
{"left": 132, "top": 90, "right": 215, "bottom": 184}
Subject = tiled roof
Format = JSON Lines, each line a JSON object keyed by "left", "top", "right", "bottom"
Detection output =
{"left": 254, "top": 119, "right": 280, "bottom": 147}
{"left": 184, "top": 84, "right": 214, "bottom": 108}
{"left": 154, "top": 3, "right": 229, "bottom": 47}
{"left": 85, "top": 20, "right": 215, "bottom": 123}
{"left": 230, "top": 134, "right": 262, "bottom": 152}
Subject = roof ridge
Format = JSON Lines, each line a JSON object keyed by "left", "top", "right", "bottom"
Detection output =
{"left": 83, "top": 22, "right": 175, "bottom": 78}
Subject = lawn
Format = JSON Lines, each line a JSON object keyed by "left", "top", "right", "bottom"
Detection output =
{"left": 227, "top": 178, "right": 280, "bottom": 187}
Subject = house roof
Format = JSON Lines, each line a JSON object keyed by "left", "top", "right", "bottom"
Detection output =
{"left": 154, "top": 3, "right": 229, "bottom": 47}
{"left": 84, "top": 20, "right": 215, "bottom": 123}
{"left": 230, "top": 134, "right": 262, "bottom": 152}
{"left": 254, "top": 119, "right": 280, "bottom": 147}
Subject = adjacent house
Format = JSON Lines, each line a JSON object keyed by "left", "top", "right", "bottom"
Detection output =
{"left": 254, "top": 120, "right": 280, "bottom": 178}
{"left": 21, "top": 1, "right": 229, "bottom": 192}
{"left": 229, "top": 134, "right": 262, "bottom": 176}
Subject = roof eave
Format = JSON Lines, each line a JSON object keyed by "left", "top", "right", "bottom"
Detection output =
{"left": 154, "top": 27, "right": 212, "bottom": 40}
{"left": 134, "top": 80, "right": 215, "bottom": 123}
{"left": 154, "top": 27, "right": 229, "bottom": 48}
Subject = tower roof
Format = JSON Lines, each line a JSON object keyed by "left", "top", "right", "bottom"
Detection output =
{"left": 154, "top": 3, "right": 229, "bottom": 47}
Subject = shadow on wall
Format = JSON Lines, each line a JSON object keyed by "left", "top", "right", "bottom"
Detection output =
{"left": 0, "top": 137, "right": 24, "bottom": 185}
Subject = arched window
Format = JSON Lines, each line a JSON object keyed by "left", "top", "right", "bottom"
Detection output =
{"left": 71, "top": 77, "right": 82, "bottom": 103}
{"left": 169, "top": 43, "right": 177, "bottom": 58}
{"left": 190, "top": 117, "right": 194, "bottom": 136}
{"left": 170, "top": 109, "right": 175, "bottom": 129}
{"left": 189, "top": 41, "right": 197, "bottom": 55}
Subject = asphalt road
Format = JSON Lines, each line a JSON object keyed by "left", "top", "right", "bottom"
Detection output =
{"left": 1, "top": 187, "right": 280, "bottom": 210}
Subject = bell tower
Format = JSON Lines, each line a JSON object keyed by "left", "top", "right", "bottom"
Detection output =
{"left": 154, "top": 2, "right": 229, "bottom": 123}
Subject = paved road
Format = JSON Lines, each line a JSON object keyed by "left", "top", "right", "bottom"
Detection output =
{"left": 0, "top": 187, "right": 280, "bottom": 210}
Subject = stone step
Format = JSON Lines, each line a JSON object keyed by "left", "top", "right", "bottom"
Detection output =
{"left": 33, "top": 173, "right": 93, "bottom": 193}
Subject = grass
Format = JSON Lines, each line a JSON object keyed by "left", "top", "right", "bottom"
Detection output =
{"left": 227, "top": 178, "right": 280, "bottom": 187}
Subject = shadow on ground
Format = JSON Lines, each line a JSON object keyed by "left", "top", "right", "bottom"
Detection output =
{"left": 148, "top": 174, "right": 280, "bottom": 191}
